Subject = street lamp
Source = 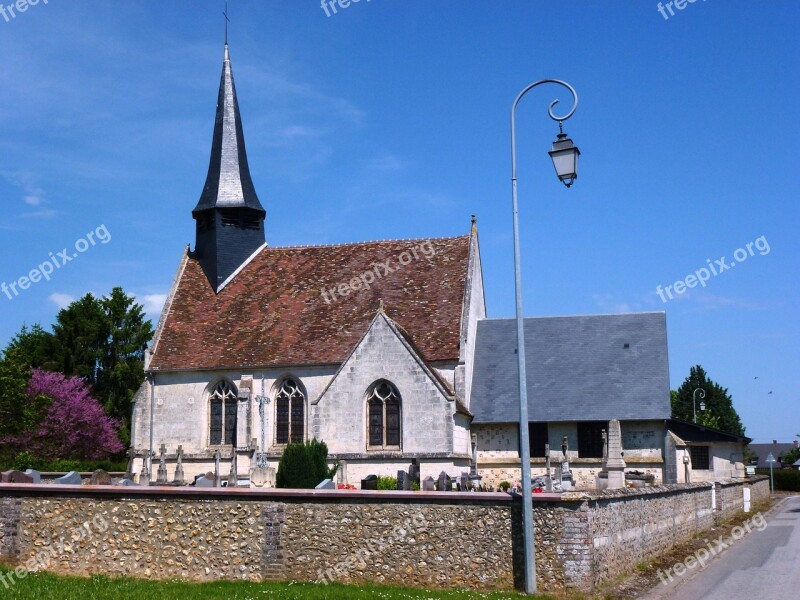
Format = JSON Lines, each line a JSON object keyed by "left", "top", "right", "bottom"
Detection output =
{"left": 510, "top": 79, "right": 579, "bottom": 595}
{"left": 766, "top": 452, "right": 776, "bottom": 497}
{"left": 693, "top": 388, "right": 706, "bottom": 423}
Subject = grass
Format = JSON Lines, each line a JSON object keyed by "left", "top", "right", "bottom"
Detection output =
{"left": 0, "top": 569, "right": 550, "bottom": 600}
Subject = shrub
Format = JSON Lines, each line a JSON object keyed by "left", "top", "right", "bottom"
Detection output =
{"left": 499, "top": 481, "right": 511, "bottom": 491}
{"left": 376, "top": 475, "right": 397, "bottom": 490}
{"left": 276, "top": 439, "right": 337, "bottom": 489}
{"left": 772, "top": 469, "right": 800, "bottom": 492}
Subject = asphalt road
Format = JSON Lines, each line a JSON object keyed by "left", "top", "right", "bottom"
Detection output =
{"left": 641, "top": 494, "right": 800, "bottom": 600}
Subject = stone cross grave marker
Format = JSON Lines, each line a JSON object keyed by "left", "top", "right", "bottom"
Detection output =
{"left": 173, "top": 444, "right": 185, "bottom": 485}
{"left": 157, "top": 443, "right": 169, "bottom": 484}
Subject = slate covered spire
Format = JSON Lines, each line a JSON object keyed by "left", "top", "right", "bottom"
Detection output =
{"left": 192, "top": 44, "right": 266, "bottom": 292}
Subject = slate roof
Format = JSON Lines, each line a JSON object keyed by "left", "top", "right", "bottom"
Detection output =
{"left": 193, "top": 44, "right": 264, "bottom": 216}
{"left": 150, "top": 235, "right": 471, "bottom": 371}
{"left": 747, "top": 442, "right": 798, "bottom": 468}
{"left": 470, "top": 313, "right": 670, "bottom": 423}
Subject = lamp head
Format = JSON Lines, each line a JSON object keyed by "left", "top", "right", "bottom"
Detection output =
{"left": 548, "top": 130, "right": 580, "bottom": 187}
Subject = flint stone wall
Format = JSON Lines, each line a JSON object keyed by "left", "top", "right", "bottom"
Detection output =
{"left": 0, "top": 478, "right": 768, "bottom": 593}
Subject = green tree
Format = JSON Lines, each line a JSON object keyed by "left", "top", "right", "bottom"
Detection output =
{"left": 51, "top": 293, "right": 108, "bottom": 383}
{"left": 3, "top": 324, "right": 59, "bottom": 371}
{"left": 670, "top": 365, "right": 745, "bottom": 436}
{"left": 95, "top": 287, "right": 153, "bottom": 437}
{"left": 780, "top": 436, "right": 800, "bottom": 466}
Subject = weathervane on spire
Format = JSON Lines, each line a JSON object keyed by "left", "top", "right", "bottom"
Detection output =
{"left": 223, "top": 2, "right": 230, "bottom": 45}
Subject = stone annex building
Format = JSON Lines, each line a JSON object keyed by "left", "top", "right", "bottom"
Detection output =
{"left": 131, "top": 44, "right": 746, "bottom": 488}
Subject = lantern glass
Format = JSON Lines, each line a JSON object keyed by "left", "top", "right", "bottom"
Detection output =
{"left": 548, "top": 132, "right": 580, "bottom": 187}
{"left": 700, "top": 401, "right": 706, "bottom": 412}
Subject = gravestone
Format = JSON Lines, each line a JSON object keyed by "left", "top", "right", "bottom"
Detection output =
{"left": 195, "top": 472, "right": 216, "bottom": 487}
{"left": 157, "top": 444, "right": 169, "bottom": 484}
{"left": 173, "top": 445, "right": 185, "bottom": 485}
{"left": 24, "top": 469, "right": 41, "bottom": 483}
{"left": 125, "top": 447, "right": 136, "bottom": 480}
{"left": 361, "top": 474, "right": 378, "bottom": 490}
{"left": 213, "top": 450, "right": 222, "bottom": 487}
{"left": 1, "top": 470, "right": 33, "bottom": 484}
{"left": 250, "top": 466, "right": 276, "bottom": 488}
{"left": 315, "top": 478, "right": 335, "bottom": 489}
{"left": 437, "top": 471, "right": 451, "bottom": 492}
{"left": 422, "top": 476, "right": 435, "bottom": 491}
{"left": 397, "top": 470, "right": 412, "bottom": 491}
{"left": 90, "top": 469, "right": 112, "bottom": 485}
{"left": 228, "top": 448, "right": 238, "bottom": 488}
{"left": 408, "top": 459, "right": 420, "bottom": 485}
{"left": 54, "top": 471, "right": 82, "bottom": 485}
{"left": 117, "top": 478, "right": 137, "bottom": 486}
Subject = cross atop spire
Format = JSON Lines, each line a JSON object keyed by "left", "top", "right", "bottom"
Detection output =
{"left": 223, "top": 2, "right": 230, "bottom": 45}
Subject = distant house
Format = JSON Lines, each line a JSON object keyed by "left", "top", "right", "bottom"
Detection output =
{"left": 748, "top": 441, "right": 799, "bottom": 468}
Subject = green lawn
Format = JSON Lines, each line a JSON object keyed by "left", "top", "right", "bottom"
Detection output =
{"left": 0, "top": 569, "right": 548, "bottom": 600}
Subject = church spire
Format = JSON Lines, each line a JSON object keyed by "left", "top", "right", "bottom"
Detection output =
{"left": 192, "top": 43, "right": 266, "bottom": 292}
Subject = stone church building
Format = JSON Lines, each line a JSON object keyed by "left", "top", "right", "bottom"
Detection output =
{"left": 132, "top": 44, "right": 739, "bottom": 489}
{"left": 131, "top": 43, "right": 484, "bottom": 485}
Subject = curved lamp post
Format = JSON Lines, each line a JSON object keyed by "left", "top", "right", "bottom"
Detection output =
{"left": 693, "top": 388, "right": 706, "bottom": 423}
{"left": 510, "top": 79, "right": 580, "bottom": 595}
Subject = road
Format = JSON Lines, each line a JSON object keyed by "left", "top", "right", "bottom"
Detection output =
{"left": 641, "top": 494, "right": 800, "bottom": 600}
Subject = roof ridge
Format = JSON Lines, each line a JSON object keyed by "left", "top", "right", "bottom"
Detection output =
{"left": 480, "top": 311, "right": 666, "bottom": 321}
{"left": 266, "top": 234, "right": 470, "bottom": 251}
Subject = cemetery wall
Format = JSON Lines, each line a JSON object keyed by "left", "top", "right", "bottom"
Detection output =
{"left": 0, "top": 478, "right": 768, "bottom": 593}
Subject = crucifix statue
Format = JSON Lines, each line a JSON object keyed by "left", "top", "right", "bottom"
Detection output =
{"left": 254, "top": 377, "right": 270, "bottom": 468}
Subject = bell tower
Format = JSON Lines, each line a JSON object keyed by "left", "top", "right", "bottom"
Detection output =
{"left": 192, "top": 44, "right": 266, "bottom": 291}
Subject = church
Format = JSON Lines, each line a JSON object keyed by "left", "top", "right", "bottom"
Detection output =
{"left": 132, "top": 43, "right": 744, "bottom": 489}
{"left": 131, "top": 43, "right": 484, "bottom": 485}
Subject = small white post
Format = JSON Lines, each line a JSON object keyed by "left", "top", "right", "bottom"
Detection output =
{"left": 743, "top": 486, "right": 751, "bottom": 513}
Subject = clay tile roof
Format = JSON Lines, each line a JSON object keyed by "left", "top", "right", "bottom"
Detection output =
{"left": 150, "top": 235, "right": 471, "bottom": 370}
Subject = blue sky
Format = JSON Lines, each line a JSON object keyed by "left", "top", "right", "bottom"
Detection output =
{"left": 0, "top": 1, "right": 797, "bottom": 443}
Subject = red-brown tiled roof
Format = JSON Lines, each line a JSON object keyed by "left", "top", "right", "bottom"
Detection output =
{"left": 150, "top": 235, "right": 471, "bottom": 370}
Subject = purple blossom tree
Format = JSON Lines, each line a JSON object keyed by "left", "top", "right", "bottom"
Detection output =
{"left": 6, "top": 369, "right": 123, "bottom": 460}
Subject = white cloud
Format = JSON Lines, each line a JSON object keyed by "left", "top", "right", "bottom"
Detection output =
{"left": 49, "top": 293, "right": 76, "bottom": 309}
{"left": 139, "top": 293, "right": 167, "bottom": 315}
{"left": 24, "top": 194, "right": 42, "bottom": 206}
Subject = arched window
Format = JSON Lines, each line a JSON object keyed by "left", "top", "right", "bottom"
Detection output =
{"left": 275, "top": 378, "right": 305, "bottom": 444}
{"left": 209, "top": 380, "right": 238, "bottom": 446}
{"left": 367, "top": 381, "right": 401, "bottom": 449}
